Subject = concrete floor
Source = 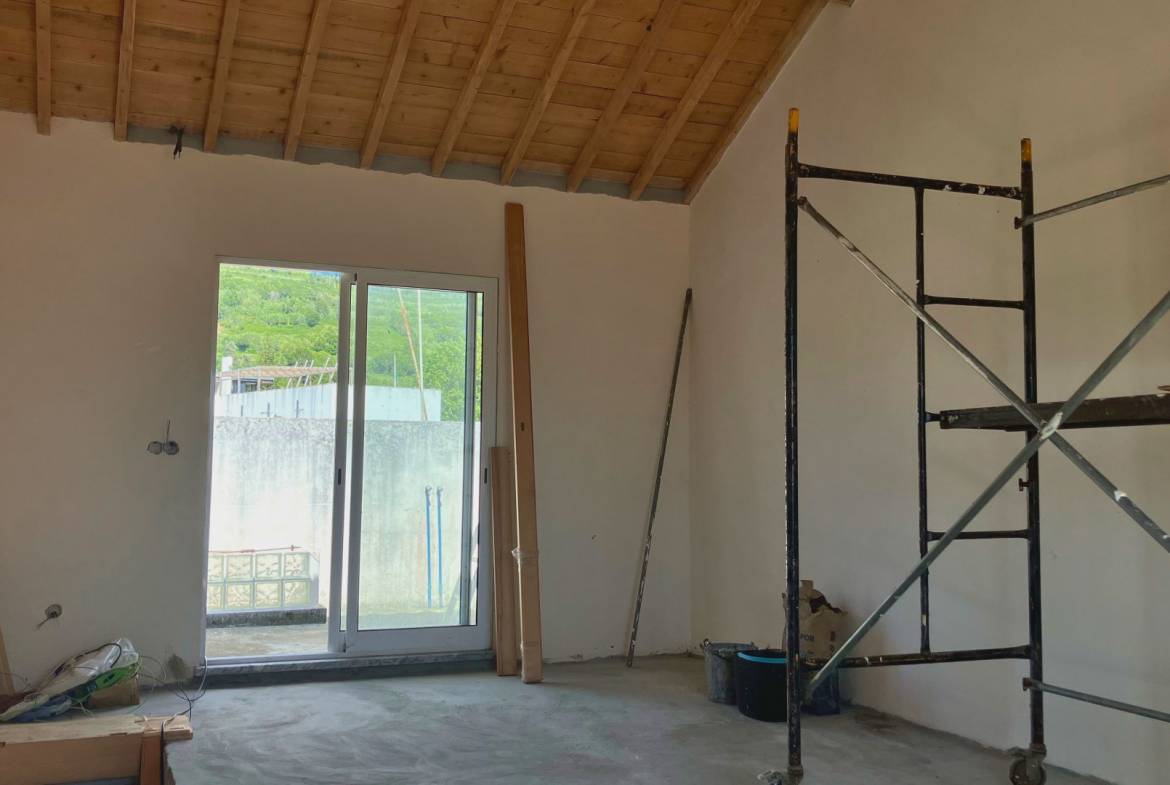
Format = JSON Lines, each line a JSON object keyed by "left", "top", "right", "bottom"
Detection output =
{"left": 204, "top": 611, "right": 460, "bottom": 658}
{"left": 151, "top": 656, "right": 1105, "bottom": 785}
{"left": 204, "top": 623, "right": 328, "bottom": 658}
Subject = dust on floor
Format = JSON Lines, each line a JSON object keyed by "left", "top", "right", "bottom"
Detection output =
{"left": 144, "top": 656, "right": 1107, "bottom": 785}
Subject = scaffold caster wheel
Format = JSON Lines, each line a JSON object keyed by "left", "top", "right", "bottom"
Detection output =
{"left": 756, "top": 768, "right": 797, "bottom": 785}
{"left": 1009, "top": 755, "right": 1047, "bottom": 785}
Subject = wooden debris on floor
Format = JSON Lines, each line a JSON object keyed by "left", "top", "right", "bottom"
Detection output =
{"left": 0, "top": 714, "right": 192, "bottom": 785}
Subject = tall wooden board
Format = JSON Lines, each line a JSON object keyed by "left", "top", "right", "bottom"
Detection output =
{"left": 504, "top": 202, "right": 544, "bottom": 684}
{"left": 490, "top": 446, "right": 519, "bottom": 676}
{"left": 0, "top": 624, "right": 14, "bottom": 695}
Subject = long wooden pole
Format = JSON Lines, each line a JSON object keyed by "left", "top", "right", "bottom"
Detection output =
{"left": 626, "top": 288, "right": 691, "bottom": 666}
{"left": 504, "top": 202, "right": 543, "bottom": 684}
{"left": 395, "top": 288, "right": 429, "bottom": 421}
{"left": 490, "top": 447, "right": 519, "bottom": 676}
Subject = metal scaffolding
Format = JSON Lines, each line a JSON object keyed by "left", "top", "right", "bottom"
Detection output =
{"left": 781, "top": 108, "right": 1170, "bottom": 785}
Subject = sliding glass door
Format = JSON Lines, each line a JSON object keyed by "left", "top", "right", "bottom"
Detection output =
{"left": 207, "top": 261, "right": 496, "bottom": 661}
{"left": 341, "top": 272, "right": 494, "bottom": 654}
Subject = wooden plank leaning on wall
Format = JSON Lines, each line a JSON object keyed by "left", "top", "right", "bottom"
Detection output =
{"left": 0, "top": 624, "right": 14, "bottom": 695}
{"left": 504, "top": 202, "right": 544, "bottom": 684}
{"left": 0, "top": 714, "right": 192, "bottom": 785}
{"left": 490, "top": 446, "right": 519, "bottom": 677}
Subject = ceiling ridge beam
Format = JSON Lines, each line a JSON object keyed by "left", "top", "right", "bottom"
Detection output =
{"left": 113, "top": 0, "right": 136, "bottom": 141}
{"left": 565, "top": 0, "right": 683, "bottom": 194}
{"left": 500, "top": 0, "right": 596, "bottom": 185}
{"left": 284, "top": 0, "right": 335, "bottom": 162}
{"left": 203, "top": 0, "right": 242, "bottom": 153}
{"left": 359, "top": 0, "right": 422, "bottom": 169}
{"left": 684, "top": 0, "right": 830, "bottom": 204}
{"left": 431, "top": 0, "right": 520, "bottom": 177}
{"left": 628, "top": 0, "right": 763, "bottom": 201}
{"left": 34, "top": 0, "right": 50, "bottom": 135}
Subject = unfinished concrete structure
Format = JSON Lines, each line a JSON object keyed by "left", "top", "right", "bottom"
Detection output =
{"left": 0, "top": 0, "right": 1167, "bottom": 783}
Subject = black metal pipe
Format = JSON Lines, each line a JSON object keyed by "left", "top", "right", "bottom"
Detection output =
{"left": 1024, "top": 679, "right": 1170, "bottom": 724}
{"left": 783, "top": 107, "right": 802, "bottom": 782}
{"left": 798, "top": 162, "right": 1021, "bottom": 199}
{"left": 923, "top": 295, "right": 1026, "bottom": 310}
{"left": 1021, "top": 139, "right": 1045, "bottom": 754}
{"left": 807, "top": 645, "right": 1030, "bottom": 670}
{"left": 927, "top": 529, "right": 1030, "bottom": 541}
{"left": 1015, "top": 172, "right": 1170, "bottom": 228}
{"left": 915, "top": 187, "right": 930, "bottom": 656}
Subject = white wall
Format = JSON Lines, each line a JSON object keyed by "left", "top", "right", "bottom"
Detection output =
{"left": 0, "top": 114, "right": 691, "bottom": 680}
{"left": 690, "top": 1, "right": 1169, "bottom": 783}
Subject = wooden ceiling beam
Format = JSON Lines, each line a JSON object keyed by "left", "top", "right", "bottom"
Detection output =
{"left": 284, "top": 0, "right": 334, "bottom": 161}
{"left": 360, "top": 0, "right": 422, "bottom": 169}
{"left": 628, "top": 0, "right": 762, "bottom": 201}
{"left": 684, "top": 0, "right": 830, "bottom": 204}
{"left": 203, "top": 0, "right": 241, "bottom": 153}
{"left": 113, "top": 0, "right": 137, "bottom": 141}
{"left": 565, "top": 0, "right": 684, "bottom": 193}
{"left": 432, "top": 0, "right": 519, "bottom": 177}
{"left": 500, "top": 0, "right": 596, "bottom": 185}
{"left": 34, "top": 0, "right": 50, "bottom": 135}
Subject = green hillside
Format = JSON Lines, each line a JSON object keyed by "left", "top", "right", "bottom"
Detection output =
{"left": 216, "top": 264, "right": 480, "bottom": 421}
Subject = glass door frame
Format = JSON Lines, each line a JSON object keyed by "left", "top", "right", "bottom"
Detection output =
{"left": 203, "top": 257, "right": 497, "bottom": 664}
{"left": 342, "top": 268, "right": 497, "bottom": 656}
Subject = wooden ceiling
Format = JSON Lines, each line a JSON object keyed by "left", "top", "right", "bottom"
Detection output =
{"left": 0, "top": 0, "right": 836, "bottom": 201}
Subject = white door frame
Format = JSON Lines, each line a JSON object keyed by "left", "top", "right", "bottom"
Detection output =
{"left": 204, "top": 258, "right": 497, "bottom": 664}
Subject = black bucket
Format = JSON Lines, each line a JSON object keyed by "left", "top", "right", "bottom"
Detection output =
{"left": 701, "top": 640, "right": 757, "bottom": 704}
{"left": 734, "top": 650, "right": 788, "bottom": 722}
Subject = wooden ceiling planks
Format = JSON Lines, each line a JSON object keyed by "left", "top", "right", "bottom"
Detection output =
{"left": 565, "top": 0, "right": 683, "bottom": 192}
{"left": 283, "top": 0, "right": 333, "bottom": 158}
{"left": 203, "top": 0, "right": 241, "bottom": 151}
{"left": 32, "top": 0, "right": 47, "bottom": 132}
{"left": 685, "top": 0, "right": 825, "bottom": 202}
{"left": 500, "top": 0, "right": 593, "bottom": 184}
{"left": 0, "top": 0, "right": 836, "bottom": 199}
{"left": 112, "top": 0, "right": 136, "bottom": 139}
{"left": 431, "top": 0, "right": 517, "bottom": 175}
{"left": 358, "top": 0, "right": 419, "bottom": 167}
{"left": 627, "top": 0, "right": 761, "bottom": 199}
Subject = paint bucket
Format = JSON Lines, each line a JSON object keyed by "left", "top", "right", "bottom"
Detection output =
{"left": 701, "top": 640, "right": 757, "bottom": 704}
{"left": 734, "top": 650, "right": 788, "bottom": 722}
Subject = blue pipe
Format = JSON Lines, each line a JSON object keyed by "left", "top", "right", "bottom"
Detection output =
{"left": 424, "top": 486, "right": 433, "bottom": 608}
{"left": 436, "top": 487, "right": 444, "bottom": 601}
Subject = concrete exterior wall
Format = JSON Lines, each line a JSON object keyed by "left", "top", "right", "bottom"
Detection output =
{"left": 0, "top": 114, "right": 691, "bottom": 680}
{"left": 688, "top": 2, "right": 1170, "bottom": 784}
{"left": 214, "top": 384, "right": 441, "bottom": 421}
{"left": 210, "top": 418, "right": 470, "bottom": 618}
